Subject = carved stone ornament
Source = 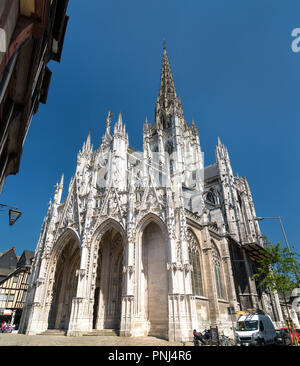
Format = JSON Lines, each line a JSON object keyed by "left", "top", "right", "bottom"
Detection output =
{"left": 122, "top": 295, "right": 134, "bottom": 302}
{"left": 123, "top": 265, "right": 134, "bottom": 274}
{"left": 36, "top": 278, "right": 45, "bottom": 286}
{"left": 73, "top": 297, "right": 84, "bottom": 304}
{"left": 183, "top": 263, "right": 193, "bottom": 272}
{"left": 167, "top": 262, "right": 183, "bottom": 271}
{"left": 76, "top": 269, "right": 86, "bottom": 278}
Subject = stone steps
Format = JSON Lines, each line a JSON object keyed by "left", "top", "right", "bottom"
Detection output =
{"left": 83, "top": 329, "right": 119, "bottom": 336}
{"left": 39, "top": 329, "right": 66, "bottom": 336}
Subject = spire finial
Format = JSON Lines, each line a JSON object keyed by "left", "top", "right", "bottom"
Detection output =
{"left": 157, "top": 43, "right": 178, "bottom": 109}
{"left": 154, "top": 44, "right": 184, "bottom": 132}
{"left": 105, "top": 110, "right": 112, "bottom": 130}
{"left": 118, "top": 112, "right": 123, "bottom": 126}
{"left": 163, "top": 39, "right": 166, "bottom": 51}
{"left": 59, "top": 173, "right": 64, "bottom": 187}
{"left": 86, "top": 132, "right": 91, "bottom": 149}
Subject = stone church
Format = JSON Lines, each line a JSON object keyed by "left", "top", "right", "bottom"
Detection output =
{"left": 19, "top": 46, "right": 284, "bottom": 341}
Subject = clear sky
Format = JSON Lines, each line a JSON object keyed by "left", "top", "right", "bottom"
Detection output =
{"left": 1, "top": 0, "right": 300, "bottom": 256}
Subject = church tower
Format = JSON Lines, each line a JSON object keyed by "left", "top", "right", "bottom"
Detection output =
{"left": 19, "top": 46, "right": 283, "bottom": 341}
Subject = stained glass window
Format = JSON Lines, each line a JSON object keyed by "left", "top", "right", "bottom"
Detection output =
{"left": 212, "top": 243, "right": 225, "bottom": 299}
{"left": 187, "top": 230, "right": 203, "bottom": 296}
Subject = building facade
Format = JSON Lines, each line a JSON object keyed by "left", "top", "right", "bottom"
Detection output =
{"left": 0, "top": 247, "right": 18, "bottom": 281}
{"left": 0, "top": 0, "right": 69, "bottom": 194}
{"left": 0, "top": 249, "right": 34, "bottom": 326}
{"left": 19, "top": 47, "right": 283, "bottom": 341}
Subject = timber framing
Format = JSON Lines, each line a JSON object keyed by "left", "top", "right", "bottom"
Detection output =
{"left": 0, "top": 0, "right": 69, "bottom": 194}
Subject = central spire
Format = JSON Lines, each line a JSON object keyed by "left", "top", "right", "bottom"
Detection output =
{"left": 155, "top": 45, "right": 184, "bottom": 130}
{"left": 158, "top": 45, "right": 177, "bottom": 108}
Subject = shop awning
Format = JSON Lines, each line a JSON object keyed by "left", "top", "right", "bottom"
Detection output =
{"left": 0, "top": 309, "right": 12, "bottom": 315}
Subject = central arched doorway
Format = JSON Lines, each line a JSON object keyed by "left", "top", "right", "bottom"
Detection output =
{"left": 142, "top": 221, "right": 168, "bottom": 339}
{"left": 48, "top": 239, "right": 80, "bottom": 330}
{"left": 93, "top": 228, "right": 123, "bottom": 330}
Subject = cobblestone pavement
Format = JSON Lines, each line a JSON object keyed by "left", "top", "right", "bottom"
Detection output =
{"left": 0, "top": 333, "right": 193, "bottom": 346}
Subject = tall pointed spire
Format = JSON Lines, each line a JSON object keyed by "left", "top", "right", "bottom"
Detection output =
{"left": 155, "top": 44, "right": 184, "bottom": 130}
{"left": 158, "top": 44, "right": 177, "bottom": 108}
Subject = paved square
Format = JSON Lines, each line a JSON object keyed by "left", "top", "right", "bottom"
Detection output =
{"left": 0, "top": 333, "right": 190, "bottom": 346}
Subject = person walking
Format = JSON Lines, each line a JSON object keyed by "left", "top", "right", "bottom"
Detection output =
{"left": 1, "top": 321, "right": 7, "bottom": 333}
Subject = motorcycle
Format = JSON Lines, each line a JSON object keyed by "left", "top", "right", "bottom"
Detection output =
{"left": 193, "top": 329, "right": 209, "bottom": 346}
{"left": 203, "top": 328, "right": 211, "bottom": 343}
{"left": 0, "top": 324, "right": 13, "bottom": 333}
{"left": 193, "top": 328, "right": 235, "bottom": 346}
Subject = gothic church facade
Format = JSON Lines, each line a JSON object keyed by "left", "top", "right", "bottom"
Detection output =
{"left": 19, "top": 47, "right": 283, "bottom": 341}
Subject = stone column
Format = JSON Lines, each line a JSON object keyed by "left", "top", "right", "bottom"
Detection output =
{"left": 67, "top": 296, "right": 90, "bottom": 336}
{"left": 23, "top": 251, "right": 54, "bottom": 335}
{"left": 219, "top": 233, "right": 239, "bottom": 336}
{"left": 167, "top": 209, "right": 198, "bottom": 342}
{"left": 202, "top": 229, "right": 220, "bottom": 326}
{"left": 120, "top": 294, "right": 134, "bottom": 336}
{"left": 120, "top": 226, "right": 134, "bottom": 336}
{"left": 24, "top": 277, "right": 48, "bottom": 335}
{"left": 67, "top": 244, "right": 91, "bottom": 335}
{"left": 242, "top": 250, "right": 259, "bottom": 309}
{"left": 221, "top": 234, "right": 239, "bottom": 309}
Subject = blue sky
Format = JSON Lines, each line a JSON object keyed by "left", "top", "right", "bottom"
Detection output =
{"left": 1, "top": 0, "right": 300, "bottom": 256}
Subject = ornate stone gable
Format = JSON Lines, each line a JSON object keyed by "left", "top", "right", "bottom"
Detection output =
{"left": 55, "top": 177, "right": 81, "bottom": 240}
{"left": 137, "top": 172, "right": 165, "bottom": 218}
{"left": 95, "top": 186, "right": 126, "bottom": 227}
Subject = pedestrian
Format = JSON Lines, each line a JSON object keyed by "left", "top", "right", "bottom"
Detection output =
{"left": 1, "top": 321, "right": 7, "bottom": 333}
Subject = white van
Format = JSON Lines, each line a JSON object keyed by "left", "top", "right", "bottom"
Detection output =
{"left": 235, "top": 312, "right": 276, "bottom": 346}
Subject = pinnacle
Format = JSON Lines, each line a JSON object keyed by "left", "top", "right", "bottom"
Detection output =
{"left": 154, "top": 46, "right": 184, "bottom": 130}
{"left": 59, "top": 173, "right": 64, "bottom": 187}
{"left": 117, "top": 112, "right": 124, "bottom": 130}
{"left": 143, "top": 116, "right": 148, "bottom": 128}
{"left": 86, "top": 133, "right": 91, "bottom": 147}
{"left": 118, "top": 112, "right": 122, "bottom": 124}
{"left": 113, "top": 112, "right": 126, "bottom": 136}
{"left": 105, "top": 110, "right": 112, "bottom": 129}
{"left": 158, "top": 46, "right": 177, "bottom": 106}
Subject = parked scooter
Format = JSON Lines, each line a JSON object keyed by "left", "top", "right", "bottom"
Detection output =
{"left": 0, "top": 324, "right": 14, "bottom": 333}
{"left": 193, "top": 329, "right": 209, "bottom": 346}
{"left": 203, "top": 328, "right": 211, "bottom": 343}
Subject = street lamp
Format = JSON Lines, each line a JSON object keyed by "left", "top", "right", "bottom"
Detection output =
{"left": 0, "top": 203, "right": 22, "bottom": 226}
{"left": 255, "top": 215, "right": 300, "bottom": 339}
{"left": 255, "top": 216, "right": 291, "bottom": 252}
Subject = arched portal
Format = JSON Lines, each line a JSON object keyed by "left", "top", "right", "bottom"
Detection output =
{"left": 47, "top": 239, "right": 80, "bottom": 330}
{"left": 93, "top": 228, "right": 123, "bottom": 330}
{"left": 142, "top": 221, "right": 168, "bottom": 339}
